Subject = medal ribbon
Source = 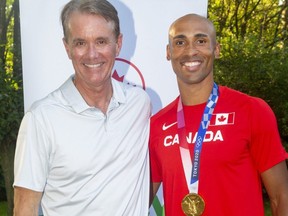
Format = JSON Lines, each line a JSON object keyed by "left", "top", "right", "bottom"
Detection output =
{"left": 177, "top": 83, "right": 219, "bottom": 194}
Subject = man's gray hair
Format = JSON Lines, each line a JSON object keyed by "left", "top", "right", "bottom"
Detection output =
{"left": 61, "top": 0, "right": 120, "bottom": 41}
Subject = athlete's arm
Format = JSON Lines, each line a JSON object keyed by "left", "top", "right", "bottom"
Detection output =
{"left": 149, "top": 182, "right": 161, "bottom": 206}
{"left": 261, "top": 160, "right": 288, "bottom": 216}
{"left": 14, "top": 186, "right": 42, "bottom": 216}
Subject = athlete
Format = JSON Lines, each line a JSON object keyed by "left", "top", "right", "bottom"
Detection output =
{"left": 149, "top": 13, "right": 288, "bottom": 216}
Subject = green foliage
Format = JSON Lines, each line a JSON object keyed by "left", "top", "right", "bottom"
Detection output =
{"left": 0, "top": 0, "right": 23, "bottom": 145}
{"left": 0, "top": 0, "right": 23, "bottom": 214}
{"left": 214, "top": 40, "right": 288, "bottom": 143}
{"left": 0, "top": 64, "right": 23, "bottom": 144}
{"left": 0, "top": 0, "right": 23, "bottom": 144}
{"left": 209, "top": 0, "right": 288, "bottom": 149}
{"left": 209, "top": 0, "right": 287, "bottom": 47}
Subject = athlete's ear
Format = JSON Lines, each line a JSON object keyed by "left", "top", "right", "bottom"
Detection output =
{"left": 166, "top": 44, "right": 171, "bottom": 61}
{"left": 214, "top": 42, "right": 220, "bottom": 59}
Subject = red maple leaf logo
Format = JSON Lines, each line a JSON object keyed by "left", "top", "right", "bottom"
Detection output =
{"left": 217, "top": 115, "right": 226, "bottom": 122}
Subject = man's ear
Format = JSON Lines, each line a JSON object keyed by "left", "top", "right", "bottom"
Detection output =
{"left": 62, "top": 38, "right": 72, "bottom": 60}
{"left": 214, "top": 42, "right": 221, "bottom": 59}
{"left": 166, "top": 44, "right": 171, "bottom": 61}
{"left": 115, "top": 33, "right": 123, "bottom": 57}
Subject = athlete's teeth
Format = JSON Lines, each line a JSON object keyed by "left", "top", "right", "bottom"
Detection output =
{"left": 184, "top": 61, "right": 200, "bottom": 67}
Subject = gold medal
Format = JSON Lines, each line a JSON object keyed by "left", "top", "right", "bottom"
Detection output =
{"left": 181, "top": 193, "right": 205, "bottom": 216}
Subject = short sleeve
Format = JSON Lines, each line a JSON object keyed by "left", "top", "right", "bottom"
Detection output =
{"left": 14, "top": 111, "right": 50, "bottom": 192}
{"left": 249, "top": 97, "right": 286, "bottom": 173}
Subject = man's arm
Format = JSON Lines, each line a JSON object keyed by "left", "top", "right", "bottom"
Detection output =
{"left": 261, "top": 160, "right": 288, "bottom": 216}
{"left": 14, "top": 186, "right": 43, "bottom": 216}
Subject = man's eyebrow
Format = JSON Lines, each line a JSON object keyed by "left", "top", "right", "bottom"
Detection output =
{"left": 72, "top": 36, "right": 110, "bottom": 44}
{"left": 194, "top": 33, "right": 208, "bottom": 38}
{"left": 172, "top": 34, "right": 186, "bottom": 40}
{"left": 172, "top": 33, "right": 209, "bottom": 40}
{"left": 72, "top": 38, "right": 84, "bottom": 43}
{"left": 95, "top": 36, "right": 110, "bottom": 41}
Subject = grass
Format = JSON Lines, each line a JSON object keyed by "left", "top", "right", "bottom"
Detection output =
{"left": 264, "top": 198, "right": 272, "bottom": 216}
{"left": 0, "top": 202, "right": 7, "bottom": 216}
{"left": 0, "top": 200, "right": 272, "bottom": 216}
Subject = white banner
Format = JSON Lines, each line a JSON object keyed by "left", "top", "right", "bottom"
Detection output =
{"left": 19, "top": 0, "right": 207, "bottom": 114}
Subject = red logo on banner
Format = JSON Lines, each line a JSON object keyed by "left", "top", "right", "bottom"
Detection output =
{"left": 112, "top": 58, "right": 146, "bottom": 90}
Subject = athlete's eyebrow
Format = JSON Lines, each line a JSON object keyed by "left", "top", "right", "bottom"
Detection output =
{"left": 172, "top": 33, "right": 209, "bottom": 40}
{"left": 194, "top": 33, "right": 208, "bottom": 38}
{"left": 172, "top": 34, "right": 186, "bottom": 40}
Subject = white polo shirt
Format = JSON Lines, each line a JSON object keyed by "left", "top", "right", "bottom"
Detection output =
{"left": 14, "top": 76, "right": 151, "bottom": 216}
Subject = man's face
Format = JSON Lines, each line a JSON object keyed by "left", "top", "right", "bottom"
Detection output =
{"left": 63, "top": 12, "right": 122, "bottom": 89}
{"left": 167, "top": 15, "right": 220, "bottom": 86}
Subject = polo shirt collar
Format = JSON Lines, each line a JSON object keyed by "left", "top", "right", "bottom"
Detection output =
{"left": 60, "top": 75, "right": 126, "bottom": 113}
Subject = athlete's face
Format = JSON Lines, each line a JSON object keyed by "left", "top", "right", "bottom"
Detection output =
{"left": 167, "top": 14, "right": 220, "bottom": 86}
{"left": 63, "top": 12, "right": 122, "bottom": 89}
